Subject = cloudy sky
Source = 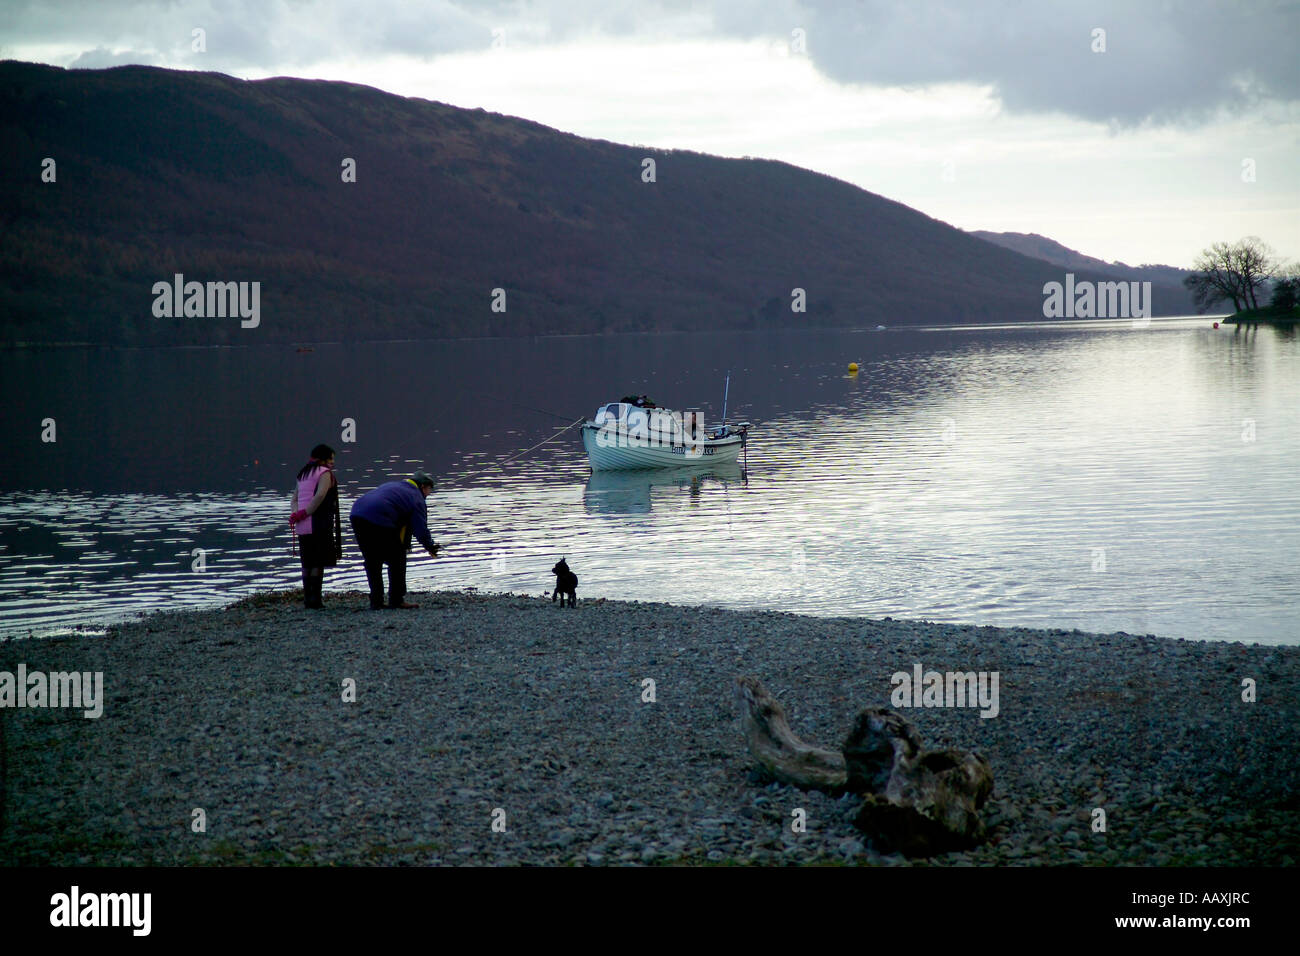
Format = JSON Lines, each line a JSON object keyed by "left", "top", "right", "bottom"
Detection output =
{"left": 4, "top": 0, "right": 1298, "bottom": 268}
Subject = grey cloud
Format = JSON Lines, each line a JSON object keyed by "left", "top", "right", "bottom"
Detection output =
{"left": 68, "top": 46, "right": 161, "bottom": 69}
{"left": 373, "top": 4, "right": 491, "bottom": 58}
{"left": 6, "top": 0, "right": 1298, "bottom": 124}
{"left": 737, "top": 0, "right": 1300, "bottom": 125}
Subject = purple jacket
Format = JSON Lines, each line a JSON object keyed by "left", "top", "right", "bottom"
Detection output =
{"left": 350, "top": 479, "right": 434, "bottom": 549}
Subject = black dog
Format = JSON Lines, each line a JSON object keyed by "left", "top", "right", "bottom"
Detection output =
{"left": 551, "top": 558, "right": 578, "bottom": 608}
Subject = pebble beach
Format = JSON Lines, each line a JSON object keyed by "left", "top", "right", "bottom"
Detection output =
{"left": 1, "top": 589, "right": 1296, "bottom": 866}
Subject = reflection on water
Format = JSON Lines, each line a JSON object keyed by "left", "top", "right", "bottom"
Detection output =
{"left": 584, "top": 463, "right": 745, "bottom": 515}
{"left": 1, "top": 318, "right": 1297, "bottom": 643}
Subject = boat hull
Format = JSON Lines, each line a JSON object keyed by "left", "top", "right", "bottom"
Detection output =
{"left": 582, "top": 424, "right": 744, "bottom": 471}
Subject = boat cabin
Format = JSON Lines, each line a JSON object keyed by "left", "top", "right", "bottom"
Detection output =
{"left": 593, "top": 403, "right": 705, "bottom": 445}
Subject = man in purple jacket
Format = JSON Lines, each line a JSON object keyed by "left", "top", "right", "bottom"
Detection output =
{"left": 350, "top": 472, "right": 440, "bottom": 609}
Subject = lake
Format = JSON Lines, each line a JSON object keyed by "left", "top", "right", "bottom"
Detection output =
{"left": 1, "top": 318, "right": 1296, "bottom": 644}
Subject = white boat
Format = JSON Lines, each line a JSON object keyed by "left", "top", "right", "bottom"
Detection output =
{"left": 581, "top": 400, "right": 750, "bottom": 471}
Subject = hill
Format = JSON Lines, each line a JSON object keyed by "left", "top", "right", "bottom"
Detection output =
{"left": 969, "top": 231, "right": 1191, "bottom": 295}
{"left": 0, "top": 61, "right": 1192, "bottom": 347}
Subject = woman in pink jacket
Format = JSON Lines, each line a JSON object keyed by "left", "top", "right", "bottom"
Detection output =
{"left": 289, "top": 443, "right": 342, "bottom": 609}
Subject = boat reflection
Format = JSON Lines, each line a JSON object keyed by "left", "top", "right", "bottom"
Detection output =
{"left": 583, "top": 462, "right": 746, "bottom": 515}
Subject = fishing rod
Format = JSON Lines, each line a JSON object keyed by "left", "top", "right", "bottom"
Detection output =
{"left": 718, "top": 370, "right": 752, "bottom": 480}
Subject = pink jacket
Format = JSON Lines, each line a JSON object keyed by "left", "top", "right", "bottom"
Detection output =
{"left": 295, "top": 466, "right": 331, "bottom": 534}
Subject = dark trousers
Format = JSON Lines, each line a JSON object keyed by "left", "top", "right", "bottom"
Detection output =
{"left": 350, "top": 516, "right": 407, "bottom": 608}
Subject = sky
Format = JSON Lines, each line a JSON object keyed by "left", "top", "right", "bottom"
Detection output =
{"left": 3, "top": 0, "right": 1298, "bottom": 268}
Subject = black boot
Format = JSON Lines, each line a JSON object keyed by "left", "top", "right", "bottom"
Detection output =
{"left": 306, "top": 572, "right": 324, "bottom": 609}
{"left": 302, "top": 569, "right": 313, "bottom": 608}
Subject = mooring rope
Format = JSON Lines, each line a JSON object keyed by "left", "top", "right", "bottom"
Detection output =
{"left": 450, "top": 417, "right": 587, "bottom": 482}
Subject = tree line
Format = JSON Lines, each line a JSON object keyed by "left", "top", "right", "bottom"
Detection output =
{"left": 1184, "top": 237, "right": 1297, "bottom": 314}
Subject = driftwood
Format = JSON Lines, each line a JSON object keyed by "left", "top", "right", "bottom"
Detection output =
{"left": 735, "top": 676, "right": 994, "bottom": 856}
{"left": 735, "top": 676, "right": 847, "bottom": 792}
{"left": 846, "top": 709, "right": 994, "bottom": 855}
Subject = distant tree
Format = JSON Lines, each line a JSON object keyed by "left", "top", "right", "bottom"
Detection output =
{"left": 1271, "top": 272, "right": 1299, "bottom": 311}
{"left": 1184, "top": 237, "right": 1280, "bottom": 313}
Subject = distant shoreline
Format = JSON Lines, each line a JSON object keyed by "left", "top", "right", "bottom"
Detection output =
{"left": 0, "top": 315, "right": 1231, "bottom": 353}
{"left": 1225, "top": 305, "right": 1300, "bottom": 324}
{"left": 2, "top": 588, "right": 1294, "bottom": 866}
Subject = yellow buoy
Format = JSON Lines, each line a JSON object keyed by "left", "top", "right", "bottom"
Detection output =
{"left": 848, "top": 362, "right": 859, "bottom": 373}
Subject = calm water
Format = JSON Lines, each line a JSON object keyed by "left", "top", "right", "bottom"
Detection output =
{"left": 2, "top": 319, "right": 1297, "bottom": 643}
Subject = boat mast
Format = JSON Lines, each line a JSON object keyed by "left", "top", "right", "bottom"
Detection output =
{"left": 721, "top": 372, "right": 730, "bottom": 427}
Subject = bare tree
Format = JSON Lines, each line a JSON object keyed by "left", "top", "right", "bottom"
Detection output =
{"left": 1184, "top": 241, "right": 1244, "bottom": 312}
{"left": 1230, "top": 237, "right": 1279, "bottom": 310}
{"left": 1184, "top": 237, "right": 1280, "bottom": 313}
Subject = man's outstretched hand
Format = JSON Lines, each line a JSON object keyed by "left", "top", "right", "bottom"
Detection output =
{"left": 427, "top": 542, "right": 441, "bottom": 557}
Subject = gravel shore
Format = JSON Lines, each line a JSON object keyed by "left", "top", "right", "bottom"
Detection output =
{"left": 1, "top": 589, "right": 1296, "bottom": 866}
